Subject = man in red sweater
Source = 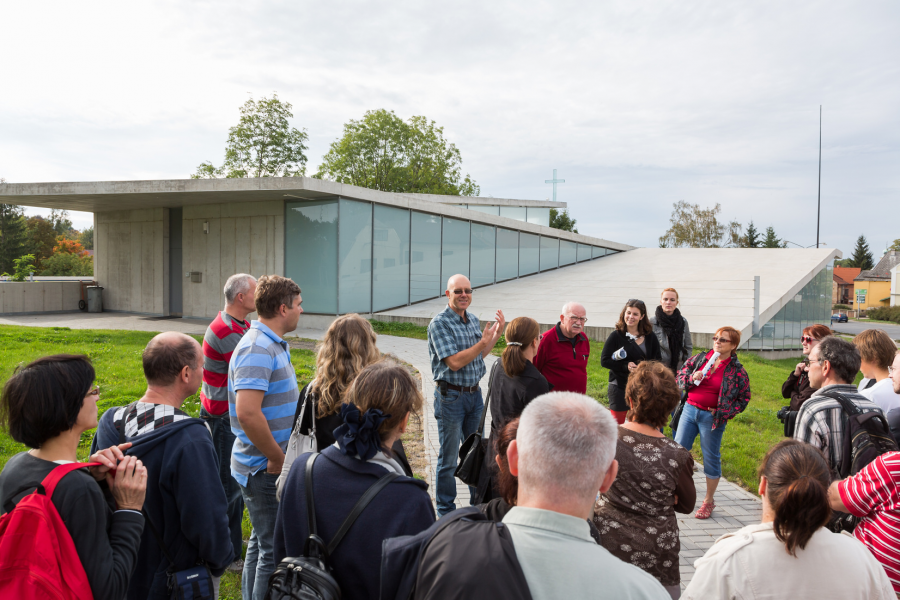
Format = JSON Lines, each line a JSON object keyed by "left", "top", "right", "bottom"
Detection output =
{"left": 534, "top": 301, "right": 590, "bottom": 394}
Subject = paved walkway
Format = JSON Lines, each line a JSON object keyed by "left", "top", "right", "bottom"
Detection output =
{"left": 0, "top": 312, "right": 762, "bottom": 590}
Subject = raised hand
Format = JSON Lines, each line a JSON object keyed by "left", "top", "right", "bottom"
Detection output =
{"left": 88, "top": 442, "right": 133, "bottom": 482}
{"left": 109, "top": 455, "right": 147, "bottom": 511}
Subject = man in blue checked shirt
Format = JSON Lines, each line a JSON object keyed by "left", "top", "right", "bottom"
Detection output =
{"left": 229, "top": 275, "right": 302, "bottom": 600}
{"left": 428, "top": 273, "right": 505, "bottom": 516}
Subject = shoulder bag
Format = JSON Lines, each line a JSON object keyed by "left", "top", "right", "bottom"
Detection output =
{"left": 142, "top": 510, "right": 215, "bottom": 600}
{"left": 277, "top": 384, "right": 317, "bottom": 502}
{"left": 455, "top": 361, "right": 499, "bottom": 486}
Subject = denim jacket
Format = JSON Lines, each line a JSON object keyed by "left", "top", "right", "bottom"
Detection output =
{"left": 676, "top": 351, "right": 751, "bottom": 430}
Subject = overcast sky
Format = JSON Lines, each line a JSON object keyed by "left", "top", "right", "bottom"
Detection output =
{"left": 2, "top": 1, "right": 898, "bottom": 257}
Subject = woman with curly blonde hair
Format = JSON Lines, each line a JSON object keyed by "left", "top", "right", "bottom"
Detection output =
{"left": 294, "top": 314, "right": 414, "bottom": 473}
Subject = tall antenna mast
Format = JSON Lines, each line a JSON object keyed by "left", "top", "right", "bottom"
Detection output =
{"left": 816, "top": 105, "right": 822, "bottom": 249}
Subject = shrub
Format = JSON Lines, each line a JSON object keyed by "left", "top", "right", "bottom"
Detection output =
{"left": 868, "top": 306, "right": 900, "bottom": 324}
{"left": 833, "top": 304, "right": 852, "bottom": 310}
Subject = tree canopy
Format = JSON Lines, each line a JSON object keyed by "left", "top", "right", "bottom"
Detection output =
{"left": 658, "top": 201, "right": 741, "bottom": 248}
{"left": 741, "top": 221, "right": 761, "bottom": 248}
{"left": 761, "top": 226, "right": 787, "bottom": 248}
{"left": 192, "top": 94, "right": 308, "bottom": 179}
{"left": 850, "top": 235, "right": 875, "bottom": 270}
{"left": 315, "top": 109, "right": 479, "bottom": 196}
{"left": 888, "top": 238, "right": 900, "bottom": 252}
{"left": 549, "top": 208, "right": 578, "bottom": 233}
{"left": 0, "top": 204, "right": 27, "bottom": 274}
{"left": 24, "top": 216, "right": 57, "bottom": 268}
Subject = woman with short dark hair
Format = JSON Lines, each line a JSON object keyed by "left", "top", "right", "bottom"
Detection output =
{"left": 600, "top": 299, "right": 662, "bottom": 424}
{"left": 593, "top": 361, "right": 696, "bottom": 600}
{"left": 0, "top": 355, "right": 148, "bottom": 600}
{"left": 683, "top": 440, "right": 894, "bottom": 599}
{"left": 782, "top": 323, "right": 832, "bottom": 411}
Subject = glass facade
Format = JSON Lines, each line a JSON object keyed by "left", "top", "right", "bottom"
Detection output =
{"left": 746, "top": 265, "right": 832, "bottom": 350}
{"left": 500, "top": 206, "right": 527, "bottom": 222}
{"left": 285, "top": 198, "right": 616, "bottom": 313}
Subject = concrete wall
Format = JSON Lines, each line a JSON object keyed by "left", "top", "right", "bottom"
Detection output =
{"left": 0, "top": 282, "right": 84, "bottom": 314}
{"left": 181, "top": 201, "right": 285, "bottom": 320}
{"left": 95, "top": 209, "right": 168, "bottom": 314}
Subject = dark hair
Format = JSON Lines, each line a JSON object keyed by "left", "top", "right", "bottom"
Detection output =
{"left": 615, "top": 299, "right": 653, "bottom": 337}
{"left": 255, "top": 275, "right": 301, "bottom": 319}
{"left": 494, "top": 417, "right": 520, "bottom": 506}
{"left": 802, "top": 324, "right": 832, "bottom": 341}
{"left": 143, "top": 334, "right": 200, "bottom": 386}
{"left": 854, "top": 329, "right": 898, "bottom": 371}
{"left": 0, "top": 355, "right": 95, "bottom": 448}
{"left": 625, "top": 362, "right": 681, "bottom": 428}
{"left": 501, "top": 317, "right": 541, "bottom": 377}
{"left": 344, "top": 360, "right": 423, "bottom": 443}
{"left": 759, "top": 440, "right": 832, "bottom": 556}
{"left": 816, "top": 336, "right": 861, "bottom": 384}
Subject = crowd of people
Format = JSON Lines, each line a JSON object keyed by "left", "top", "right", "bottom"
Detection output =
{"left": 1, "top": 270, "right": 900, "bottom": 600}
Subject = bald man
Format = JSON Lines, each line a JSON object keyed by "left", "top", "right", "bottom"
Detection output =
{"left": 427, "top": 274, "right": 505, "bottom": 515}
{"left": 93, "top": 332, "right": 233, "bottom": 599}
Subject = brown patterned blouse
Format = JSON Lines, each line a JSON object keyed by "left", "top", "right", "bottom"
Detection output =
{"left": 593, "top": 426, "right": 696, "bottom": 587}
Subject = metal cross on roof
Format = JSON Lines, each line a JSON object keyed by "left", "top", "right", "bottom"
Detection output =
{"left": 544, "top": 169, "right": 565, "bottom": 202}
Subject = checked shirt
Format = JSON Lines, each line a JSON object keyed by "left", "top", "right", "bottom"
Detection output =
{"left": 427, "top": 306, "right": 485, "bottom": 387}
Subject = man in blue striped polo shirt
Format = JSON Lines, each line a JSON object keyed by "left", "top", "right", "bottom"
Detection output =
{"left": 229, "top": 275, "right": 302, "bottom": 600}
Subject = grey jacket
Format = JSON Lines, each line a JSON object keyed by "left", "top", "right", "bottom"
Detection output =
{"left": 649, "top": 314, "right": 692, "bottom": 373}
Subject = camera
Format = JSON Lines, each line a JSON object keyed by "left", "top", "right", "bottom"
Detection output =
{"left": 776, "top": 406, "right": 798, "bottom": 438}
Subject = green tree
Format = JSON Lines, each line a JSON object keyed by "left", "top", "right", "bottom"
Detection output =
{"left": 24, "top": 216, "right": 58, "bottom": 268}
{"left": 79, "top": 226, "right": 94, "bottom": 250}
{"left": 741, "top": 221, "right": 761, "bottom": 248}
{"left": 49, "top": 209, "right": 73, "bottom": 238}
{"left": 762, "top": 226, "right": 787, "bottom": 248}
{"left": 316, "top": 109, "right": 480, "bottom": 196}
{"left": 192, "top": 94, "right": 309, "bottom": 179}
{"left": 39, "top": 238, "right": 92, "bottom": 276}
{"left": 658, "top": 201, "right": 742, "bottom": 248}
{"left": 888, "top": 238, "right": 900, "bottom": 252}
{"left": 549, "top": 208, "right": 578, "bottom": 233}
{"left": 850, "top": 235, "right": 875, "bottom": 270}
{"left": 11, "top": 254, "right": 35, "bottom": 281}
{"left": 0, "top": 204, "right": 27, "bottom": 274}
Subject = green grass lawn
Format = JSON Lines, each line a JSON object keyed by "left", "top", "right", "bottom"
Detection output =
{"left": 0, "top": 324, "right": 317, "bottom": 600}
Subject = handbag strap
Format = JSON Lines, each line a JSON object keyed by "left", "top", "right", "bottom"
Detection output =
{"left": 326, "top": 470, "right": 399, "bottom": 555}
{"left": 142, "top": 509, "right": 178, "bottom": 570}
{"left": 476, "top": 361, "right": 500, "bottom": 436}
{"left": 305, "top": 452, "right": 320, "bottom": 540}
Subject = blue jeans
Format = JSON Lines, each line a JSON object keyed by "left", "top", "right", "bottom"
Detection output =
{"left": 239, "top": 469, "right": 279, "bottom": 600}
{"left": 201, "top": 408, "right": 245, "bottom": 563}
{"left": 434, "top": 387, "right": 483, "bottom": 516}
{"left": 674, "top": 403, "right": 726, "bottom": 479}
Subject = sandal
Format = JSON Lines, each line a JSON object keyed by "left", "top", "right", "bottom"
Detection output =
{"left": 695, "top": 501, "right": 715, "bottom": 519}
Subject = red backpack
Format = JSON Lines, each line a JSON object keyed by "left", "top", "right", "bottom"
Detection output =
{"left": 0, "top": 462, "right": 101, "bottom": 600}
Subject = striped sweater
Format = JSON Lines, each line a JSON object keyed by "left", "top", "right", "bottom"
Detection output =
{"left": 200, "top": 311, "right": 250, "bottom": 415}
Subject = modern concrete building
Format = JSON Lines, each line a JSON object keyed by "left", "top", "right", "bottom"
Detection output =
{"left": 0, "top": 177, "right": 840, "bottom": 351}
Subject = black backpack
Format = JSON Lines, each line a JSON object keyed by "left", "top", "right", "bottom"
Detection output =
{"left": 266, "top": 453, "right": 397, "bottom": 600}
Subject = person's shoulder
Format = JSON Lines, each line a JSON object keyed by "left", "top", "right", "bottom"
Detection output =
{"left": 583, "top": 542, "right": 670, "bottom": 595}
{"left": 696, "top": 523, "right": 773, "bottom": 565}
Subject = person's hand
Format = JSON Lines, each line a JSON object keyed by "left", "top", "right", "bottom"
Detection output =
{"left": 88, "top": 442, "right": 132, "bottom": 482}
{"left": 794, "top": 362, "right": 806, "bottom": 377}
{"left": 482, "top": 320, "right": 501, "bottom": 348}
{"left": 267, "top": 457, "right": 284, "bottom": 475}
{"left": 494, "top": 310, "right": 506, "bottom": 339}
{"left": 627, "top": 362, "right": 637, "bottom": 373}
{"left": 692, "top": 371, "right": 704, "bottom": 383}
{"left": 109, "top": 455, "right": 147, "bottom": 511}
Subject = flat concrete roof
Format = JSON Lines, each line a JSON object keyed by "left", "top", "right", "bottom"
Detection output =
{"left": 377, "top": 247, "right": 841, "bottom": 339}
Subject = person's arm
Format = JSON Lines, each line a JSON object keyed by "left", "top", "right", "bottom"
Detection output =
{"left": 533, "top": 333, "right": 549, "bottom": 373}
{"left": 832, "top": 455, "right": 894, "bottom": 518}
{"left": 648, "top": 333, "right": 662, "bottom": 362}
{"left": 599, "top": 332, "right": 628, "bottom": 376}
{"left": 674, "top": 457, "right": 698, "bottom": 514}
{"left": 676, "top": 353, "right": 698, "bottom": 389}
{"left": 682, "top": 318, "right": 693, "bottom": 364}
{"left": 438, "top": 316, "right": 504, "bottom": 371}
{"left": 782, "top": 371, "right": 800, "bottom": 400}
{"left": 236, "top": 389, "right": 286, "bottom": 473}
{"left": 828, "top": 481, "right": 850, "bottom": 513}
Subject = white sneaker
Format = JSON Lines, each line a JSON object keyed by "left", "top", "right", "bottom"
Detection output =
{"left": 226, "top": 559, "right": 244, "bottom": 573}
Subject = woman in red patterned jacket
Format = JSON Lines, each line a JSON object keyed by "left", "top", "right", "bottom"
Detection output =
{"left": 674, "top": 326, "right": 751, "bottom": 520}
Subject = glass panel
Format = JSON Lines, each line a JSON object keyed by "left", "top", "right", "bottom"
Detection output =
{"left": 747, "top": 264, "right": 832, "bottom": 350}
{"left": 467, "top": 205, "right": 500, "bottom": 216}
{"left": 338, "top": 199, "right": 372, "bottom": 314}
{"left": 592, "top": 246, "right": 606, "bottom": 258}
{"left": 577, "top": 243, "right": 591, "bottom": 262}
{"left": 285, "top": 200, "right": 338, "bottom": 314}
{"left": 496, "top": 228, "right": 518, "bottom": 282}
{"left": 526, "top": 207, "right": 550, "bottom": 227}
{"left": 519, "top": 232, "right": 539, "bottom": 276}
{"left": 559, "top": 240, "right": 576, "bottom": 266}
{"left": 410, "top": 212, "right": 442, "bottom": 302}
{"left": 499, "top": 206, "right": 527, "bottom": 222}
{"left": 540, "top": 236, "right": 559, "bottom": 271}
{"left": 470, "top": 224, "right": 495, "bottom": 287}
{"left": 372, "top": 205, "right": 410, "bottom": 312}
{"left": 441, "top": 218, "right": 470, "bottom": 286}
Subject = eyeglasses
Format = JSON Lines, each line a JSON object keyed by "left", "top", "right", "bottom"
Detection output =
{"left": 451, "top": 288, "right": 474, "bottom": 295}
{"left": 802, "top": 357, "right": 811, "bottom": 366}
{"left": 712, "top": 336, "right": 731, "bottom": 343}
{"left": 801, "top": 336, "right": 816, "bottom": 344}
{"left": 87, "top": 386, "right": 100, "bottom": 397}
{"left": 566, "top": 315, "right": 588, "bottom": 323}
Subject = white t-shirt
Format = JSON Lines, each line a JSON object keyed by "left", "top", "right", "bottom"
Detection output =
{"left": 861, "top": 379, "right": 900, "bottom": 414}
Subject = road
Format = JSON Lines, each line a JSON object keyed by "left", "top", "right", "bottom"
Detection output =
{"left": 832, "top": 320, "right": 900, "bottom": 340}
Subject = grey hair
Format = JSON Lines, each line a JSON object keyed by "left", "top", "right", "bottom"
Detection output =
{"left": 224, "top": 273, "right": 257, "bottom": 304}
{"left": 561, "top": 301, "right": 585, "bottom": 316}
{"left": 817, "top": 336, "right": 861, "bottom": 384}
{"left": 516, "top": 392, "right": 617, "bottom": 502}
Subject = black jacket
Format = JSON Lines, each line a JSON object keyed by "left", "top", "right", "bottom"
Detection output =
{"left": 600, "top": 329, "right": 662, "bottom": 389}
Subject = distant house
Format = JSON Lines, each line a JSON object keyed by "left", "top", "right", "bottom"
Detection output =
{"left": 833, "top": 266, "right": 860, "bottom": 306}
{"left": 854, "top": 251, "right": 900, "bottom": 311}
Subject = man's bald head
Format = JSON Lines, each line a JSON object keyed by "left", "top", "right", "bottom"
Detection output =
{"left": 447, "top": 274, "right": 471, "bottom": 292}
{"left": 142, "top": 332, "right": 202, "bottom": 387}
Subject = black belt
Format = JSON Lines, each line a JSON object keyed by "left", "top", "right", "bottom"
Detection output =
{"left": 439, "top": 382, "right": 479, "bottom": 393}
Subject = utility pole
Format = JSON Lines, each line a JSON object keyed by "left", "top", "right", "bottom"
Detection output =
{"left": 816, "top": 105, "right": 822, "bottom": 249}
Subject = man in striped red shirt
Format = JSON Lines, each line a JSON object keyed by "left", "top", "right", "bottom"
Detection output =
{"left": 201, "top": 273, "right": 256, "bottom": 572}
{"left": 830, "top": 450, "right": 900, "bottom": 594}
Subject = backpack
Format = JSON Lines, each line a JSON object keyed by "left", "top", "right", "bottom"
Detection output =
{"left": 0, "top": 462, "right": 101, "bottom": 600}
{"left": 265, "top": 452, "right": 398, "bottom": 600}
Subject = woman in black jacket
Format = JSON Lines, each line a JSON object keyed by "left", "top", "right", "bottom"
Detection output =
{"left": 600, "top": 299, "right": 661, "bottom": 424}
{"left": 474, "top": 317, "right": 549, "bottom": 504}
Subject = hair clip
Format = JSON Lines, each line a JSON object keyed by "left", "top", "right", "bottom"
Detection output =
{"left": 506, "top": 342, "right": 523, "bottom": 346}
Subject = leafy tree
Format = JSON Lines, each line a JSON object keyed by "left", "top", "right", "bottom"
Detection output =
{"left": 850, "top": 235, "right": 875, "bottom": 270}
{"left": 741, "top": 221, "right": 761, "bottom": 248}
{"left": 0, "top": 204, "right": 27, "bottom": 274}
{"left": 888, "top": 238, "right": 900, "bottom": 252}
{"left": 49, "top": 209, "right": 73, "bottom": 238}
{"left": 192, "top": 94, "right": 309, "bottom": 179}
{"left": 658, "top": 201, "right": 742, "bottom": 248}
{"left": 549, "top": 208, "right": 578, "bottom": 233}
{"left": 24, "top": 216, "right": 58, "bottom": 268}
{"left": 79, "top": 226, "right": 94, "bottom": 250}
{"left": 11, "top": 254, "right": 35, "bottom": 281}
{"left": 40, "top": 238, "right": 92, "bottom": 276}
{"left": 762, "top": 226, "right": 787, "bottom": 248}
{"left": 316, "top": 109, "right": 480, "bottom": 196}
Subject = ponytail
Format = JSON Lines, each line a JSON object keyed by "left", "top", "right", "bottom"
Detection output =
{"left": 759, "top": 440, "right": 832, "bottom": 556}
{"left": 501, "top": 317, "right": 541, "bottom": 377}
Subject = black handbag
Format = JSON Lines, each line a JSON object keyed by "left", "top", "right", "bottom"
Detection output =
{"left": 455, "top": 362, "right": 498, "bottom": 486}
{"left": 266, "top": 452, "right": 398, "bottom": 599}
{"left": 669, "top": 389, "right": 688, "bottom": 434}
